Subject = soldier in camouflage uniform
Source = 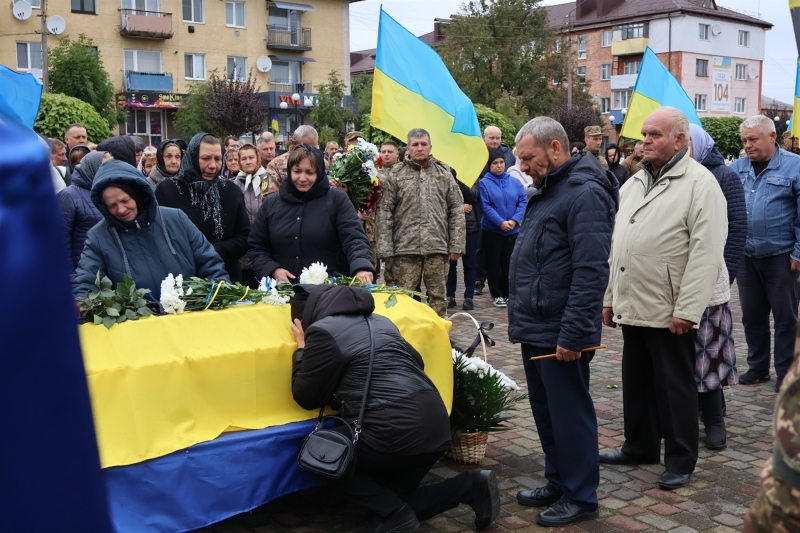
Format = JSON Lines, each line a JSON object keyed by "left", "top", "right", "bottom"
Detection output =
{"left": 584, "top": 125, "right": 609, "bottom": 170}
{"left": 744, "top": 319, "right": 800, "bottom": 532}
{"left": 262, "top": 125, "right": 319, "bottom": 198}
{"left": 376, "top": 128, "right": 466, "bottom": 317}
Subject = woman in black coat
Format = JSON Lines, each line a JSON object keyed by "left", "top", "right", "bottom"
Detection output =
{"left": 155, "top": 133, "right": 250, "bottom": 283}
{"left": 248, "top": 144, "right": 374, "bottom": 283}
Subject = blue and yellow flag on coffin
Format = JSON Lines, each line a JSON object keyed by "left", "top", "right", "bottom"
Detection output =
{"left": 372, "top": 9, "right": 488, "bottom": 186}
{"left": 620, "top": 47, "right": 702, "bottom": 140}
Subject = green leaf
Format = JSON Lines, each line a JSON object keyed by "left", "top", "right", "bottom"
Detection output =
{"left": 106, "top": 307, "right": 120, "bottom": 317}
{"left": 93, "top": 314, "right": 103, "bottom": 325}
{"left": 116, "top": 315, "right": 127, "bottom": 323}
{"left": 100, "top": 276, "right": 113, "bottom": 289}
{"left": 384, "top": 294, "right": 398, "bottom": 308}
{"left": 126, "top": 309, "right": 138, "bottom": 320}
{"left": 95, "top": 270, "right": 102, "bottom": 288}
{"left": 135, "top": 299, "right": 147, "bottom": 308}
{"left": 89, "top": 290, "right": 101, "bottom": 300}
{"left": 138, "top": 307, "right": 153, "bottom": 317}
{"left": 102, "top": 316, "right": 116, "bottom": 329}
{"left": 111, "top": 302, "right": 122, "bottom": 311}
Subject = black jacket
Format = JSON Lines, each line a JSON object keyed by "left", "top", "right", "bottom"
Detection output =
{"left": 291, "top": 285, "right": 451, "bottom": 455}
{"left": 248, "top": 168, "right": 374, "bottom": 279}
{"left": 700, "top": 147, "right": 747, "bottom": 283}
{"left": 454, "top": 175, "right": 479, "bottom": 234}
{"left": 508, "top": 152, "right": 618, "bottom": 350}
{"left": 155, "top": 178, "right": 250, "bottom": 283}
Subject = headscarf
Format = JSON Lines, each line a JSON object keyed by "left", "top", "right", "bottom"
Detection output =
{"left": 176, "top": 132, "right": 226, "bottom": 240}
{"left": 689, "top": 123, "right": 715, "bottom": 163}
{"left": 605, "top": 143, "right": 621, "bottom": 169}
{"left": 97, "top": 136, "right": 137, "bottom": 167}
{"left": 156, "top": 140, "right": 181, "bottom": 175}
{"left": 283, "top": 144, "right": 329, "bottom": 201}
{"left": 76, "top": 151, "right": 107, "bottom": 184}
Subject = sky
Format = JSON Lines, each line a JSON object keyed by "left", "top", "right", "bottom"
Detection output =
{"left": 349, "top": 0, "right": 798, "bottom": 105}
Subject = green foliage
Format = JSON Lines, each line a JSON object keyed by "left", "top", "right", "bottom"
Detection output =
{"left": 474, "top": 104, "right": 517, "bottom": 147}
{"left": 493, "top": 91, "right": 529, "bottom": 130}
{"left": 362, "top": 113, "right": 404, "bottom": 147}
{"left": 35, "top": 93, "right": 111, "bottom": 141}
{"left": 310, "top": 70, "right": 354, "bottom": 143}
{"left": 700, "top": 117, "right": 745, "bottom": 159}
{"left": 174, "top": 79, "right": 220, "bottom": 139}
{"left": 351, "top": 73, "right": 373, "bottom": 131}
{"left": 77, "top": 273, "right": 154, "bottom": 329}
{"left": 48, "top": 34, "right": 126, "bottom": 128}
{"left": 317, "top": 126, "right": 339, "bottom": 149}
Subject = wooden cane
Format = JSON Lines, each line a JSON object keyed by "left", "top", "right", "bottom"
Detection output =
{"left": 529, "top": 345, "right": 607, "bottom": 361}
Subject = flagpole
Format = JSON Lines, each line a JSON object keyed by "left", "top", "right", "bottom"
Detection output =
{"left": 40, "top": 0, "right": 48, "bottom": 92}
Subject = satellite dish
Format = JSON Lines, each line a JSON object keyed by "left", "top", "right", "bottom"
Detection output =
{"left": 711, "top": 25, "right": 722, "bottom": 36}
{"left": 748, "top": 69, "right": 758, "bottom": 79}
{"left": 256, "top": 56, "right": 272, "bottom": 73}
{"left": 12, "top": 1, "right": 32, "bottom": 21}
{"left": 46, "top": 15, "right": 66, "bottom": 35}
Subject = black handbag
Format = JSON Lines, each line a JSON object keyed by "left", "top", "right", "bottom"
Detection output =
{"left": 297, "top": 316, "right": 375, "bottom": 480}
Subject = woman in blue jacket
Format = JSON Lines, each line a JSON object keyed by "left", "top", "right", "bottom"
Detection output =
{"left": 479, "top": 148, "right": 527, "bottom": 308}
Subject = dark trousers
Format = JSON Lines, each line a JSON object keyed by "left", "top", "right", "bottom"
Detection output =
{"left": 475, "top": 202, "right": 486, "bottom": 283}
{"left": 737, "top": 252, "right": 799, "bottom": 378}
{"left": 240, "top": 268, "right": 259, "bottom": 289}
{"left": 521, "top": 344, "right": 599, "bottom": 507}
{"left": 447, "top": 232, "right": 478, "bottom": 299}
{"left": 334, "top": 443, "right": 474, "bottom": 521}
{"left": 482, "top": 230, "right": 517, "bottom": 299}
{"left": 620, "top": 326, "right": 698, "bottom": 474}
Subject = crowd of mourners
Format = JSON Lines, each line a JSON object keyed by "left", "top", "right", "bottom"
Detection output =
{"left": 45, "top": 109, "right": 800, "bottom": 531}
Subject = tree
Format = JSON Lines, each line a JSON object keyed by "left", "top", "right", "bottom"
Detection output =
{"left": 362, "top": 113, "right": 404, "bottom": 147}
{"left": 48, "top": 34, "right": 126, "bottom": 128}
{"left": 700, "top": 117, "right": 744, "bottom": 159}
{"left": 35, "top": 93, "right": 111, "bottom": 141}
{"left": 204, "top": 70, "right": 268, "bottom": 138}
{"left": 351, "top": 73, "right": 373, "bottom": 131}
{"left": 174, "top": 80, "right": 219, "bottom": 139}
{"left": 474, "top": 104, "right": 517, "bottom": 146}
{"left": 439, "top": 0, "right": 564, "bottom": 119}
{"left": 493, "top": 90, "right": 529, "bottom": 130}
{"left": 549, "top": 101, "right": 602, "bottom": 144}
{"left": 310, "top": 70, "right": 354, "bottom": 143}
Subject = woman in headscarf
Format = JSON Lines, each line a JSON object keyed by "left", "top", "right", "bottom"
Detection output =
{"left": 688, "top": 123, "right": 747, "bottom": 451}
{"left": 155, "top": 133, "right": 250, "bottom": 283}
{"left": 232, "top": 143, "right": 267, "bottom": 287}
{"left": 72, "top": 160, "right": 228, "bottom": 299}
{"left": 248, "top": 144, "right": 374, "bottom": 284}
{"left": 58, "top": 151, "right": 109, "bottom": 272}
{"left": 147, "top": 140, "right": 182, "bottom": 190}
{"left": 604, "top": 143, "right": 629, "bottom": 187}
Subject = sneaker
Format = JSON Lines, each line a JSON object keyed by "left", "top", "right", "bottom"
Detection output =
{"left": 462, "top": 298, "right": 474, "bottom": 310}
{"left": 447, "top": 297, "right": 457, "bottom": 309}
{"left": 493, "top": 297, "right": 507, "bottom": 308}
{"left": 739, "top": 369, "right": 770, "bottom": 385}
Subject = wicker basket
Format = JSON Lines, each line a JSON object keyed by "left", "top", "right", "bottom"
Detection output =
{"left": 446, "top": 431, "right": 489, "bottom": 464}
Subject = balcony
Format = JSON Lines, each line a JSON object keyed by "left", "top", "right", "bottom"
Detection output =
{"left": 267, "top": 25, "right": 311, "bottom": 51}
{"left": 269, "top": 80, "right": 312, "bottom": 93}
{"left": 124, "top": 71, "right": 173, "bottom": 91}
{"left": 610, "top": 74, "right": 638, "bottom": 90}
{"left": 611, "top": 37, "right": 648, "bottom": 56}
{"left": 119, "top": 9, "right": 173, "bottom": 39}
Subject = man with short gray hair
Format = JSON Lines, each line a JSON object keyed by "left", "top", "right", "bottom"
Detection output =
{"left": 730, "top": 115, "right": 800, "bottom": 392}
{"left": 376, "top": 128, "right": 465, "bottom": 317}
{"left": 509, "top": 117, "right": 618, "bottom": 527}
{"left": 601, "top": 107, "right": 727, "bottom": 491}
{"left": 263, "top": 126, "right": 318, "bottom": 196}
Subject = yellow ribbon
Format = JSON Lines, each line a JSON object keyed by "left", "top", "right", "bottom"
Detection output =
{"left": 238, "top": 286, "right": 250, "bottom": 302}
{"left": 203, "top": 281, "right": 225, "bottom": 311}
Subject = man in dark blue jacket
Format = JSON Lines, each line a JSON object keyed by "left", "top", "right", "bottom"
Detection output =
{"left": 508, "top": 117, "right": 618, "bottom": 527}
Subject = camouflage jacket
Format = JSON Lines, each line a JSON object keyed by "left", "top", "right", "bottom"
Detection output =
{"left": 376, "top": 156, "right": 466, "bottom": 258}
{"left": 589, "top": 150, "right": 609, "bottom": 170}
{"left": 262, "top": 151, "right": 290, "bottom": 197}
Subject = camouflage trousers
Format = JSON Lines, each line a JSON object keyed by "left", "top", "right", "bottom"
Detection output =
{"left": 744, "top": 461, "right": 800, "bottom": 532}
{"left": 391, "top": 254, "right": 449, "bottom": 318}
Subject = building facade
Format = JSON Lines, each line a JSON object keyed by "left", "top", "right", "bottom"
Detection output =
{"left": 3, "top": 0, "right": 359, "bottom": 145}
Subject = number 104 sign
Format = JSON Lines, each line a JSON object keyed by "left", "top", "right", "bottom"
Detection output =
{"left": 711, "top": 56, "right": 732, "bottom": 114}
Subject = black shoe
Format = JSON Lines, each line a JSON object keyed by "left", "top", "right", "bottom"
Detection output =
{"left": 739, "top": 369, "right": 770, "bottom": 385}
{"left": 517, "top": 485, "right": 563, "bottom": 507}
{"left": 658, "top": 471, "right": 691, "bottom": 490}
{"left": 375, "top": 504, "right": 419, "bottom": 533}
{"left": 462, "top": 298, "right": 474, "bottom": 310}
{"left": 776, "top": 376, "right": 785, "bottom": 393}
{"left": 468, "top": 470, "right": 500, "bottom": 531}
{"left": 447, "top": 297, "right": 456, "bottom": 309}
{"left": 536, "top": 501, "right": 599, "bottom": 527}
{"left": 474, "top": 282, "right": 485, "bottom": 295}
{"left": 599, "top": 449, "right": 657, "bottom": 465}
{"left": 704, "top": 421, "right": 726, "bottom": 450}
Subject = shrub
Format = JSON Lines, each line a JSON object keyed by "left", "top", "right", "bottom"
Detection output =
{"left": 34, "top": 93, "right": 111, "bottom": 142}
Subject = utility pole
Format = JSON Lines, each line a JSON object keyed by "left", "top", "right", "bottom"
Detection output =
{"left": 567, "top": 33, "right": 572, "bottom": 108}
{"left": 40, "top": 0, "right": 48, "bottom": 92}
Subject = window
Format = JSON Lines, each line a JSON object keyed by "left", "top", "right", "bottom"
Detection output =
{"left": 735, "top": 63, "right": 748, "bottom": 80}
{"left": 554, "top": 37, "right": 562, "bottom": 53}
{"left": 25, "top": 0, "right": 41, "bottom": 8}
{"left": 226, "top": 1, "right": 244, "bottom": 27}
{"left": 602, "top": 30, "right": 612, "bottom": 47}
{"left": 71, "top": 0, "right": 95, "bottom": 13}
{"left": 615, "top": 22, "right": 649, "bottom": 40}
{"left": 123, "top": 0, "right": 160, "bottom": 14}
{"left": 577, "top": 66, "right": 586, "bottom": 83}
{"left": 184, "top": 53, "right": 205, "bottom": 79}
{"left": 270, "top": 60, "right": 301, "bottom": 87}
{"left": 695, "top": 94, "right": 707, "bottom": 111}
{"left": 699, "top": 24, "right": 710, "bottom": 41}
{"left": 577, "top": 34, "right": 586, "bottom": 59}
{"left": 623, "top": 60, "right": 641, "bottom": 75}
{"left": 696, "top": 58, "right": 709, "bottom": 77}
{"left": 735, "top": 97, "right": 746, "bottom": 114}
{"left": 600, "top": 97, "right": 611, "bottom": 113}
{"left": 738, "top": 30, "right": 750, "bottom": 47}
{"left": 227, "top": 56, "right": 247, "bottom": 82}
{"left": 612, "top": 89, "right": 631, "bottom": 109}
{"left": 124, "top": 49, "right": 162, "bottom": 73}
{"left": 182, "top": 0, "right": 203, "bottom": 23}
{"left": 600, "top": 63, "right": 611, "bottom": 80}
{"left": 16, "top": 41, "right": 42, "bottom": 71}
{"left": 552, "top": 70, "right": 562, "bottom": 85}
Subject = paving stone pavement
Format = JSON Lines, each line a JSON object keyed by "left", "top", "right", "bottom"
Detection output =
{"left": 192, "top": 283, "right": 777, "bottom": 533}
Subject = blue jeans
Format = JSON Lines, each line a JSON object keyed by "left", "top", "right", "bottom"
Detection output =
{"left": 446, "top": 232, "right": 478, "bottom": 299}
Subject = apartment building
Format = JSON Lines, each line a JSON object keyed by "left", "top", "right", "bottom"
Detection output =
{"left": 3, "top": 0, "right": 360, "bottom": 144}
{"left": 546, "top": 0, "right": 772, "bottom": 145}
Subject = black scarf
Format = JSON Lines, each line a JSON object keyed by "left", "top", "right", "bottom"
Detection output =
{"left": 176, "top": 132, "right": 225, "bottom": 240}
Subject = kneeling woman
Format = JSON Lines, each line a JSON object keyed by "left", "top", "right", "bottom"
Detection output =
{"left": 290, "top": 285, "right": 500, "bottom": 531}
{"left": 73, "top": 160, "right": 229, "bottom": 299}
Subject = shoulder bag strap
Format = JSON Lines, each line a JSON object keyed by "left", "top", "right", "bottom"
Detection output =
{"left": 353, "top": 316, "right": 375, "bottom": 442}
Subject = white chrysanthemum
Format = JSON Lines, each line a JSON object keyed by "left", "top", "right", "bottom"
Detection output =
{"left": 452, "top": 349, "right": 520, "bottom": 390}
{"left": 160, "top": 273, "right": 186, "bottom": 315}
{"left": 333, "top": 152, "right": 344, "bottom": 161}
{"left": 299, "top": 262, "right": 329, "bottom": 285}
{"left": 258, "top": 276, "right": 274, "bottom": 293}
{"left": 357, "top": 138, "right": 379, "bottom": 160}
{"left": 264, "top": 287, "right": 290, "bottom": 307}
{"left": 362, "top": 160, "right": 378, "bottom": 179}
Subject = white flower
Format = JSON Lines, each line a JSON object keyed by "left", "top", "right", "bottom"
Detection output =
{"left": 357, "top": 138, "right": 379, "bottom": 160}
{"left": 299, "top": 262, "right": 329, "bottom": 285}
{"left": 452, "top": 349, "right": 520, "bottom": 390}
{"left": 362, "top": 160, "right": 378, "bottom": 179}
{"left": 264, "top": 287, "right": 290, "bottom": 307}
{"left": 258, "top": 276, "right": 274, "bottom": 293}
{"left": 160, "top": 273, "right": 186, "bottom": 315}
{"left": 333, "top": 152, "right": 344, "bottom": 161}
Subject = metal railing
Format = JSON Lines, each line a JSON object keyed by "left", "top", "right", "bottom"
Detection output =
{"left": 120, "top": 9, "right": 173, "bottom": 39}
{"left": 269, "top": 80, "right": 311, "bottom": 93}
{"left": 123, "top": 70, "right": 173, "bottom": 91}
{"left": 267, "top": 25, "right": 311, "bottom": 49}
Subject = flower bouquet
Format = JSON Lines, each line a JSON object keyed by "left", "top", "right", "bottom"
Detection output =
{"left": 329, "top": 138, "right": 383, "bottom": 211}
{"left": 160, "top": 274, "right": 266, "bottom": 314}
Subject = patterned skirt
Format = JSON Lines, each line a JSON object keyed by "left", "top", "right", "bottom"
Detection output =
{"left": 695, "top": 302, "right": 738, "bottom": 392}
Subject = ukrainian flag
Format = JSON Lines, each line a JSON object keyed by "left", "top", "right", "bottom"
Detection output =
{"left": 620, "top": 47, "right": 702, "bottom": 140}
{"left": 371, "top": 9, "right": 487, "bottom": 186}
{"left": 0, "top": 65, "right": 42, "bottom": 132}
{"left": 792, "top": 61, "right": 800, "bottom": 140}
{"left": 271, "top": 114, "right": 280, "bottom": 137}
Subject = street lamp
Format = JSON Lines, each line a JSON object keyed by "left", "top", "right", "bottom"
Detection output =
{"left": 291, "top": 92, "right": 301, "bottom": 131}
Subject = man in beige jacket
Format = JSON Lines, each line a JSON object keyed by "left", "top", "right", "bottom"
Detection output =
{"left": 600, "top": 107, "right": 727, "bottom": 491}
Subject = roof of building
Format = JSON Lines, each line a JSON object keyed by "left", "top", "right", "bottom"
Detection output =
{"left": 545, "top": 0, "right": 772, "bottom": 30}
{"left": 350, "top": 30, "right": 437, "bottom": 76}
{"left": 761, "top": 96, "right": 793, "bottom": 110}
